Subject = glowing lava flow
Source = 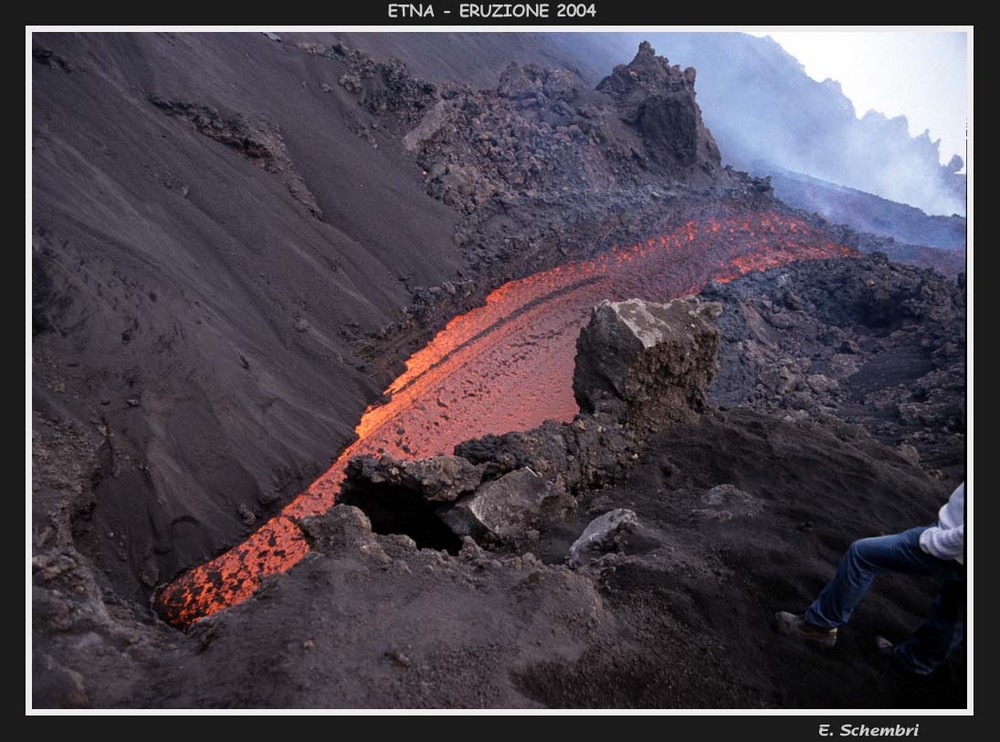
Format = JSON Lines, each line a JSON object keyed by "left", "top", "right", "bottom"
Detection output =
{"left": 154, "top": 212, "right": 855, "bottom": 628}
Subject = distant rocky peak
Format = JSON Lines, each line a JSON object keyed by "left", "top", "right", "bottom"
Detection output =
{"left": 596, "top": 40, "right": 697, "bottom": 101}
{"left": 596, "top": 41, "right": 720, "bottom": 172}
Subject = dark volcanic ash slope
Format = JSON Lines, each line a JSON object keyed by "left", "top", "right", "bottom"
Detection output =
{"left": 32, "top": 32, "right": 461, "bottom": 605}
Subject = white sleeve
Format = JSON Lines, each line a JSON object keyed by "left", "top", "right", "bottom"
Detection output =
{"left": 919, "top": 523, "right": 965, "bottom": 563}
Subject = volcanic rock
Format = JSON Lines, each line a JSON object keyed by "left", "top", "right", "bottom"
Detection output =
{"left": 454, "top": 416, "right": 643, "bottom": 497}
{"left": 337, "top": 454, "right": 492, "bottom": 553}
{"left": 444, "top": 468, "right": 575, "bottom": 541}
{"left": 595, "top": 40, "right": 721, "bottom": 171}
{"left": 573, "top": 296, "right": 723, "bottom": 433}
{"left": 567, "top": 508, "right": 638, "bottom": 567}
{"left": 703, "top": 253, "right": 966, "bottom": 480}
{"left": 342, "top": 454, "right": 486, "bottom": 503}
{"left": 688, "top": 483, "right": 762, "bottom": 521}
{"left": 298, "top": 502, "right": 385, "bottom": 554}
{"left": 399, "top": 39, "right": 738, "bottom": 225}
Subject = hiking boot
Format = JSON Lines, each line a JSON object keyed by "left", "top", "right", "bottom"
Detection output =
{"left": 874, "top": 635, "right": 932, "bottom": 675}
{"left": 875, "top": 635, "right": 921, "bottom": 673}
{"left": 875, "top": 636, "right": 895, "bottom": 656}
{"left": 774, "top": 611, "right": 838, "bottom": 648}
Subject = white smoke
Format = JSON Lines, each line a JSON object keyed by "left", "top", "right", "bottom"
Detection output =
{"left": 566, "top": 32, "right": 967, "bottom": 217}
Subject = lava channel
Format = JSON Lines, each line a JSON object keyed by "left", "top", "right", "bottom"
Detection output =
{"left": 154, "top": 211, "right": 856, "bottom": 629}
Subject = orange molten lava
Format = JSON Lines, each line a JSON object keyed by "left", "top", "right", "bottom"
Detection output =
{"left": 154, "top": 212, "right": 855, "bottom": 628}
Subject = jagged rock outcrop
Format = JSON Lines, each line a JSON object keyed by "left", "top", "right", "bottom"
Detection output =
{"left": 595, "top": 40, "right": 721, "bottom": 172}
{"left": 388, "top": 40, "right": 734, "bottom": 217}
{"left": 573, "top": 297, "right": 723, "bottom": 433}
{"left": 454, "top": 416, "right": 641, "bottom": 497}
{"left": 341, "top": 446, "right": 585, "bottom": 549}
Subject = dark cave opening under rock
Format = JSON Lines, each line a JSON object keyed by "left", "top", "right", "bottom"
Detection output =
{"left": 338, "top": 482, "right": 465, "bottom": 555}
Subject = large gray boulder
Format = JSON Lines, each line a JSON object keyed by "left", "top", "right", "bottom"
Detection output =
{"left": 573, "top": 296, "right": 722, "bottom": 432}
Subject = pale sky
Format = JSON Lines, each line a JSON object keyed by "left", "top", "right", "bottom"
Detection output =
{"left": 751, "top": 29, "right": 971, "bottom": 170}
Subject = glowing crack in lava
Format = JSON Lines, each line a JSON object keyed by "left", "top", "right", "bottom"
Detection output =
{"left": 154, "top": 212, "right": 855, "bottom": 628}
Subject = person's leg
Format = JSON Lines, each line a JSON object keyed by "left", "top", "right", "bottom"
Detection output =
{"left": 804, "top": 526, "right": 938, "bottom": 629}
{"left": 892, "top": 576, "right": 965, "bottom": 674}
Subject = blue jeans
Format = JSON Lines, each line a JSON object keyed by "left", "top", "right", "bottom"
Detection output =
{"left": 804, "top": 525, "right": 966, "bottom": 675}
